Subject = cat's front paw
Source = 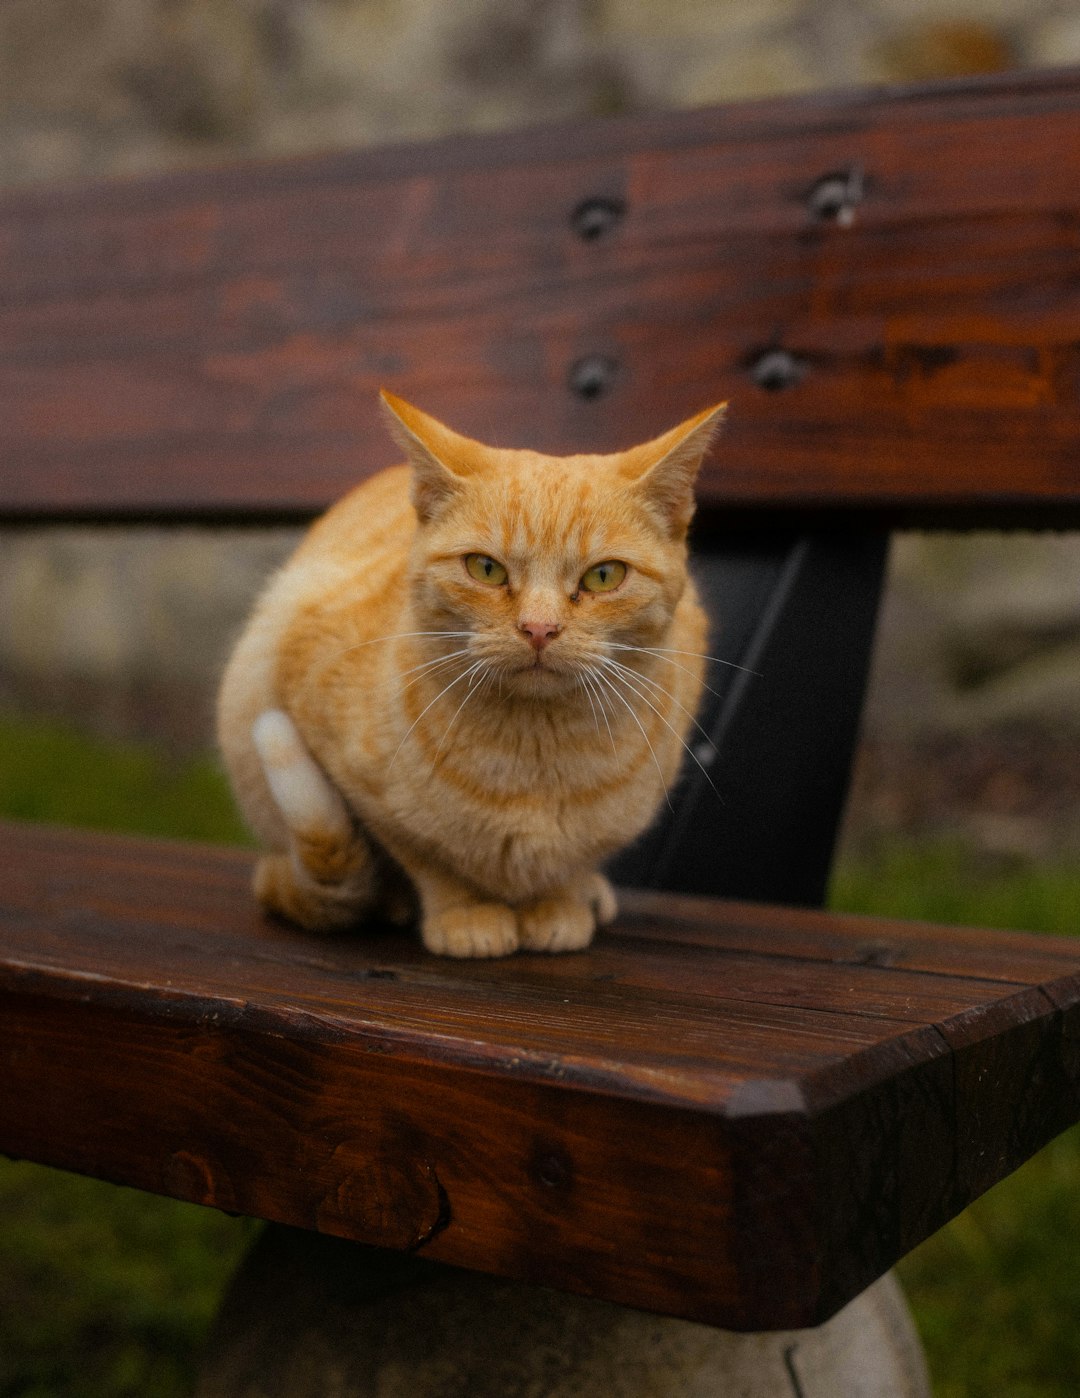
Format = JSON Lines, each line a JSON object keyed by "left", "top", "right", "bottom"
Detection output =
{"left": 422, "top": 903, "right": 520, "bottom": 958}
{"left": 517, "top": 897, "right": 597, "bottom": 954}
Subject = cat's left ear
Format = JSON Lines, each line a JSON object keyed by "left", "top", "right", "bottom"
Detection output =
{"left": 380, "top": 390, "right": 475, "bottom": 523}
{"left": 621, "top": 403, "right": 726, "bottom": 538}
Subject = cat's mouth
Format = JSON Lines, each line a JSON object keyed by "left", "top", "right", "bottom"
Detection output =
{"left": 506, "top": 654, "right": 573, "bottom": 690}
{"left": 515, "top": 657, "right": 558, "bottom": 677}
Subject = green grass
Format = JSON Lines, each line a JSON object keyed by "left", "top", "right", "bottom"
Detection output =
{"left": 831, "top": 837, "right": 1080, "bottom": 940}
{"left": 1, "top": 714, "right": 1079, "bottom": 1395}
{"left": 0, "top": 1163, "right": 256, "bottom": 1398}
{"left": 895, "top": 1131, "right": 1080, "bottom": 1398}
{"left": 0, "top": 715, "right": 252, "bottom": 845}
{"left": 831, "top": 837, "right": 1080, "bottom": 1397}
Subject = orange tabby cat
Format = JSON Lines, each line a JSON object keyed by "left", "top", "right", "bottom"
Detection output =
{"left": 217, "top": 392, "right": 723, "bottom": 958}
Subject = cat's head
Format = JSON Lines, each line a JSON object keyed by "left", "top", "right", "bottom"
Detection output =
{"left": 380, "top": 391, "right": 724, "bottom": 697}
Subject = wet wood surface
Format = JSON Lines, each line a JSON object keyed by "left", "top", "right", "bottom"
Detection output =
{"left": 3, "top": 818, "right": 1079, "bottom": 1329}
{"left": 3, "top": 69, "right": 1080, "bottom": 525}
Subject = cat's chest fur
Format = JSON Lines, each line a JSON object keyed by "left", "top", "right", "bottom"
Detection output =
{"left": 310, "top": 662, "right": 669, "bottom": 903}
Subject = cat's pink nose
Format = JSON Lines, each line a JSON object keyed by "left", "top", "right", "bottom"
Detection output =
{"left": 519, "top": 619, "right": 561, "bottom": 651}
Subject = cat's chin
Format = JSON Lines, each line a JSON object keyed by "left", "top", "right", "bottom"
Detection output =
{"left": 502, "top": 660, "right": 577, "bottom": 699}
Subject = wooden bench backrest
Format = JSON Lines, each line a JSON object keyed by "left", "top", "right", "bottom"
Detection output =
{"left": 2, "top": 68, "right": 1080, "bottom": 528}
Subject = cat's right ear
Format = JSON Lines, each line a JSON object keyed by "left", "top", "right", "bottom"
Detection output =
{"left": 379, "top": 390, "right": 468, "bottom": 523}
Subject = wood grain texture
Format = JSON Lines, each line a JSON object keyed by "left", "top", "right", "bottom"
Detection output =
{"left": 3, "top": 818, "right": 1079, "bottom": 1330}
{"left": 3, "top": 69, "right": 1080, "bottom": 525}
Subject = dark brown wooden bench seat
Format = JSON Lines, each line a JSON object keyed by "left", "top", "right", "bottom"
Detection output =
{"left": 2, "top": 65, "right": 1080, "bottom": 1349}
{"left": 3, "top": 818, "right": 1079, "bottom": 1331}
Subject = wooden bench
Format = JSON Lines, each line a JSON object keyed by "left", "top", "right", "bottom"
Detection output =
{"left": 2, "top": 65, "right": 1080, "bottom": 1378}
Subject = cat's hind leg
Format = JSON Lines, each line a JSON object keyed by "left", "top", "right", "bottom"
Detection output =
{"left": 251, "top": 709, "right": 376, "bottom": 931}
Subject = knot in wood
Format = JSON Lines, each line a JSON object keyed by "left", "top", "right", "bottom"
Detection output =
{"left": 532, "top": 1144, "right": 573, "bottom": 1190}
{"left": 163, "top": 1149, "right": 221, "bottom": 1207}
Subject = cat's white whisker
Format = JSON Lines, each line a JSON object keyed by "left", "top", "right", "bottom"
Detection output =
{"left": 579, "top": 666, "right": 618, "bottom": 758}
{"left": 607, "top": 642, "right": 760, "bottom": 678}
{"left": 311, "top": 630, "right": 475, "bottom": 674}
{"left": 387, "top": 658, "right": 485, "bottom": 771}
{"left": 339, "top": 629, "right": 474, "bottom": 653}
{"left": 589, "top": 667, "right": 673, "bottom": 811}
{"left": 599, "top": 658, "right": 722, "bottom": 803}
{"left": 398, "top": 646, "right": 472, "bottom": 676}
{"left": 301, "top": 631, "right": 475, "bottom": 695}
{"left": 572, "top": 664, "right": 604, "bottom": 742}
{"left": 431, "top": 664, "right": 495, "bottom": 771}
{"left": 601, "top": 657, "right": 717, "bottom": 752}
{"left": 396, "top": 648, "right": 473, "bottom": 689}
{"left": 605, "top": 644, "right": 729, "bottom": 701}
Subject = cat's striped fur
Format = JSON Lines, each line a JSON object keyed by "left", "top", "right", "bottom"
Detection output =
{"left": 217, "top": 392, "right": 724, "bottom": 957}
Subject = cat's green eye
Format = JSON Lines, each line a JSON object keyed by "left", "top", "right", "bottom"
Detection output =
{"left": 580, "top": 560, "right": 627, "bottom": 594}
{"left": 464, "top": 553, "right": 508, "bottom": 586}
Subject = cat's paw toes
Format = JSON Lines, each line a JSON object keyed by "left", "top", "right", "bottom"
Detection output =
{"left": 518, "top": 898, "right": 596, "bottom": 954}
{"left": 422, "top": 903, "right": 520, "bottom": 958}
{"left": 580, "top": 872, "right": 618, "bottom": 926}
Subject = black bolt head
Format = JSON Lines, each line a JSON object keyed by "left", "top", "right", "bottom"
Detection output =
{"left": 571, "top": 197, "right": 625, "bottom": 241}
{"left": 807, "top": 169, "right": 863, "bottom": 225}
{"left": 750, "top": 348, "right": 806, "bottom": 392}
{"left": 569, "top": 355, "right": 618, "bottom": 400}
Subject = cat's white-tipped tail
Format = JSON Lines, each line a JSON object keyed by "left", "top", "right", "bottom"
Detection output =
{"left": 251, "top": 709, "right": 352, "bottom": 842}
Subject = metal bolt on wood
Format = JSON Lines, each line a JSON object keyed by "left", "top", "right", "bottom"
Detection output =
{"left": 750, "top": 349, "right": 806, "bottom": 392}
{"left": 569, "top": 355, "right": 618, "bottom": 400}
{"left": 807, "top": 168, "right": 863, "bottom": 225}
{"left": 571, "top": 197, "right": 625, "bottom": 240}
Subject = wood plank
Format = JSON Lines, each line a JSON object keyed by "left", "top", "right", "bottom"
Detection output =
{"left": 3, "top": 70, "right": 1080, "bottom": 525}
{"left": 617, "top": 887, "right": 1080, "bottom": 983}
{"left": 2, "top": 818, "right": 1079, "bottom": 1329}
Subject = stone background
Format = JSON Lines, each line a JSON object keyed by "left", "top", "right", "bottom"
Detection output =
{"left": 2, "top": 0, "right": 1079, "bottom": 858}
{"left": 6, "top": 0, "right": 1080, "bottom": 186}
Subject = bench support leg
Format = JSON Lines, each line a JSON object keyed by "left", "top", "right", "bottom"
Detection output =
{"left": 197, "top": 1227, "right": 931, "bottom": 1397}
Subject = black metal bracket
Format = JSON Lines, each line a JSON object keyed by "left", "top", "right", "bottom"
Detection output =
{"left": 607, "top": 530, "right": 889, "bottom": 907}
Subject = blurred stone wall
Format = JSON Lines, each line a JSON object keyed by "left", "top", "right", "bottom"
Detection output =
{"left": 850, "top": 535, "right": 1080, "bottom": 859}
{"left": 2, "top": 0, "right": 1079, "bottom": 851}
{"left": 4, "top": 0, "right": 1080, "bottom": 187}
